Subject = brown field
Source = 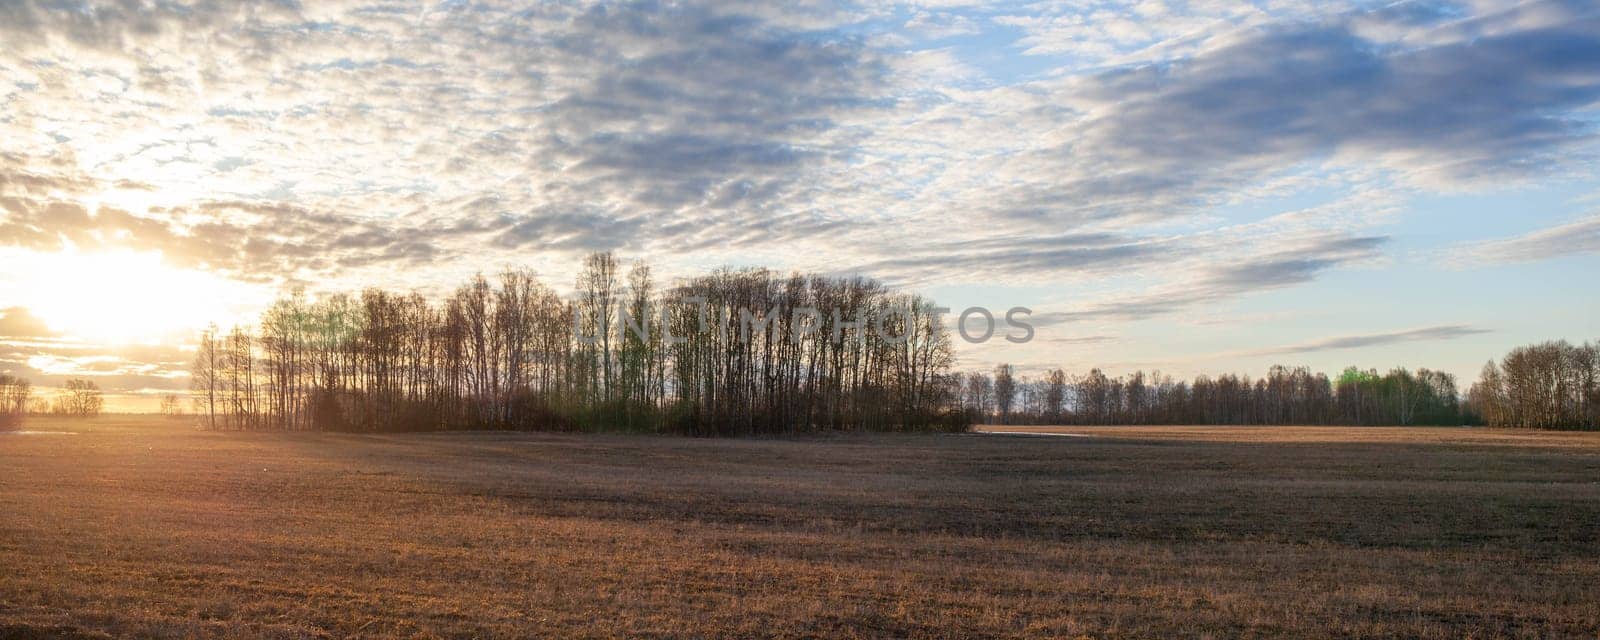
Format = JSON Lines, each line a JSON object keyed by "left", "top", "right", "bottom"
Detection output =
{"left": 3, "top": 418, "right": 1599, "bottom": 639}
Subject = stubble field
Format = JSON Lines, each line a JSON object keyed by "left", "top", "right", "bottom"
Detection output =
{"left": 2, "top": 417, "right": 1598, "bottom": 639}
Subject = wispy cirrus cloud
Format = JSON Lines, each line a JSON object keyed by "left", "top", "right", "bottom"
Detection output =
{"left": 1221, "top": 325, "right": 1493, "bottom": 359}
{"left": 1455, "top": 214, "right": 1600, "bottom": 266}
{"left": 1038, "top": 235, "right": 1388, "bottom": 323}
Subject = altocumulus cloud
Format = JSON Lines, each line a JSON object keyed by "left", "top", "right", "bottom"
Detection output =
{"left": 948, "top": 0, "right": 1600, "bottom": 230}
{"left": 816, "top": 0, "right": 1600, "bottom": 296}
{"left": 0, "top": 0, "right": 888, "bottom": 283}
{"left": 3, "top": 0, "right": 1600, "bottom": 284}
{"left": 0, "top": 0, "right": 1596, "bottom": 362}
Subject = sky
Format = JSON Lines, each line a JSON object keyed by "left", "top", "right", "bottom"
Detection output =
{"left": 2, "top": 0, "right": 1599, "bottom": 410}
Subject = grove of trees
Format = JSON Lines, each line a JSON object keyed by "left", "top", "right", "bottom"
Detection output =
{"left": 159, "top": 394, "right": 186, "bottom": 418}
{"left": 963, "top": 338, "right": 1599, "bottom": 430}
{"left": 190, "top": 253, "right": 965, "bottom": 435}
{"left": 0, "top": 373, "right": 29, "bottom": 427}
{"left": 1466, "top": 340, "right": 1599, "bottom": 430}
{"left": 52, "top": 379, "right": 104, "bottom": 417}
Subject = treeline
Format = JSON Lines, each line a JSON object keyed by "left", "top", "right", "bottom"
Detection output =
{"left": 960, "top": 364, "right": 1466, "bottom": 426}
{"left": 1467, "top": 340, "right": 1599, "bottom": 430}
{"left": 191, "top": 253, "right": 964, "bottom": 435}
{"left": 0, "top": 376, "right": 104, "bottom": 426}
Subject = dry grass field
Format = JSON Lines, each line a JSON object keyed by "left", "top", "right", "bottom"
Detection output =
{"left": 3, "top": 417, "right": 1599, "bottom": 639}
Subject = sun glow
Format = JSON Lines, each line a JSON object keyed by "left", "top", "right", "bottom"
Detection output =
{"left": 6, "top": 249, "right": 245, "bottom": 344}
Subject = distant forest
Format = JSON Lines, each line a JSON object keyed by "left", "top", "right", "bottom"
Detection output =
{"left": 966, "top": 341, "right": 1599, "bottom": 430}
{"left": 965, "top": 365, "right": 1466, "bottom": 427}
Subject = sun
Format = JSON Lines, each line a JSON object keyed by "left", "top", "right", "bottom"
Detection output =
{"left": 10, "top": 249, "right": 242, "bottom": 344}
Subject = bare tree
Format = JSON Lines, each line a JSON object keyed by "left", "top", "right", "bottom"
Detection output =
{"left": 226, "top": 325, "right": 258, "bottom": 429}
{"left": 577, "top": 252, "right": 620, "bottom": 406}
{"left": 0, "top": 374, "right": 30, "bottom": 428}
{"left": 191, "top": 324, "right": 222, "bottom": 430}
{"left": 53, "top": 379, "right": 103, "bottom": 418}
{"left": 993, "top": 364, "right": 1016, "bottom": 425}
{"left": 963, "top": 372, "right": 993, "bottom": 420}
{"left": 1043, "top": 369, "right": 1066, "bottom": 423}
{"left": 159, "top": 394, "right": 186, "bottom": 419}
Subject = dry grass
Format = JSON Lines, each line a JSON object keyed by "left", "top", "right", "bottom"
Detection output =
{"left": 3, "top": 417, "right": 1598, "bottom": 639}
{"left": 980, "top": 424, "right": 1600, "bottom": 447}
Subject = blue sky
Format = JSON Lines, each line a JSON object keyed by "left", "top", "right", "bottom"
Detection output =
{"left": 0, "top": 0, "right": 1598, "bottom": 407}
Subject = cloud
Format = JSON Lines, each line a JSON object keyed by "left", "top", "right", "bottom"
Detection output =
{"left": 850, "top": 232, "right": 1179, "bottom": 286}
{"left": 1038, "top": 334, "right": 1118, "bottom": 345}
{"left": 533, "top": 3, "right": 888, "bottom": 213}
{"left": 0, "top": 198, "right": 450, "bottom": 281}
{"left": 0, "top": 0, "right": 889, "bottom": 282}
{"left": 0, "top": 337, "right": 190, "bottom": 393}
{"left": 1457, "top": 213, "right": 1600, "bottom": 265}
{"left": 1228, "top": 325, "right": 1492, "bottom": 358}
{"left": 491, "top": 207, "right": 649, "bottom": 253}
{"left": 994, "top": 0, "right": 1296, "bottom": 62}
{"left": 0, "top": 307, "right": 54, "bottom": 339}
{"left": 784, "top": 0, "right": 1600, "bottom": 296}
{"left": 904, "top": 10, "right": 981, "bottom": 40}
{"left": 874, "top": 0, "right": 1597, "bottom": 242}
{"left": 1042, "top": 234, "right": 1387, "bottom": 322}
{"left": 4, "top": 0, "right": 1598, "bottom": 287}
